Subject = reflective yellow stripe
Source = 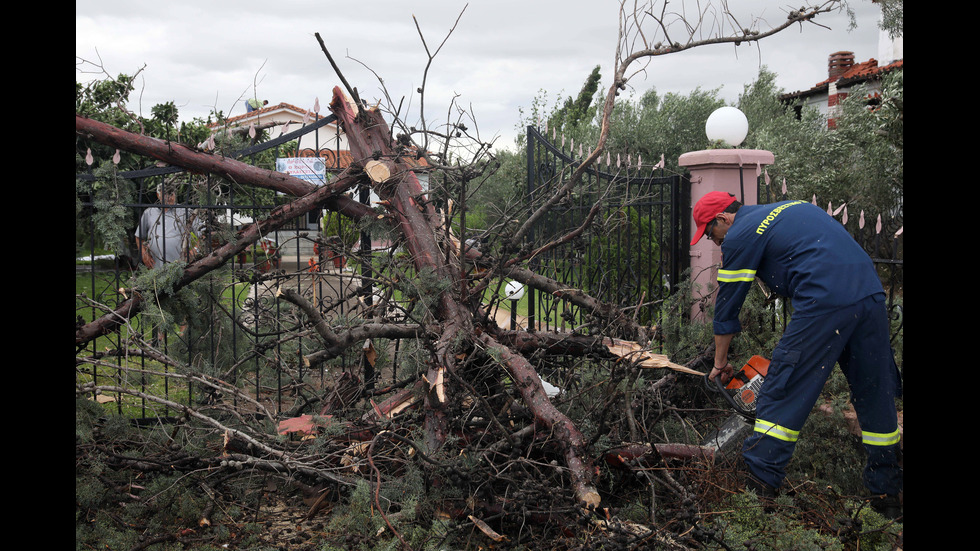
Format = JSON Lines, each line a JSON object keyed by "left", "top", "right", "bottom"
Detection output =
{"left": 754, "top": 419, "right": 800, "bottom": 442}
{"left": 718, "top": 268, "right": 756, "bottom": 283}
{"left": 862, "top": 428, "right": 900, "bottom": 447}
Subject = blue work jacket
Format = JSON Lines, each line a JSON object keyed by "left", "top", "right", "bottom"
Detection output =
{"left": 712, "top": 200, "right": 884, "bottom": 336}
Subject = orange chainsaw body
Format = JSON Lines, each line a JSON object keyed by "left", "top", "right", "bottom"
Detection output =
{"left": 724, "top": 355, "right": 770, "bottom": 411}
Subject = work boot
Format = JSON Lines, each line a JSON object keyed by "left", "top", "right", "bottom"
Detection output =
{"left": 869, "top": 494, "right": 902, "bottom": 521}
{"left": 744, "top": 475, "right": 778, "bottom": 499}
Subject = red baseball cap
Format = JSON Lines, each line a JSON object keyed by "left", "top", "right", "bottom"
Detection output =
{"left": 691, "top": 191, "right": 737, "bottom": 245}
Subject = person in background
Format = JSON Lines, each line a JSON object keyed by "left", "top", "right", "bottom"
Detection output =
{"left": 134, "top": 180, "right": 203, "bottom": 344}
{"left": 134, "top": 180, "right": 199, "bottom": 269}
{"left": 245, "top": 98, "right": 268, "bottom": 112}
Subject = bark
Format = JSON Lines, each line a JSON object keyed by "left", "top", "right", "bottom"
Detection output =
{"left": 79, "top": 115, "right": 315, "bottom": 198}
{"left": 76, "top": 116, "right": 376, "bottom": 221}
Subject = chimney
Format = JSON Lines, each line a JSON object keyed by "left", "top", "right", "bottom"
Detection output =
{"left": 828, "top": 51, "right": 855, "bottom": 80}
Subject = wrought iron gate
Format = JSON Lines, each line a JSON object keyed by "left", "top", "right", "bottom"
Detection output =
{"left": 524, "top": 126, "right": 687, "bottom": 333}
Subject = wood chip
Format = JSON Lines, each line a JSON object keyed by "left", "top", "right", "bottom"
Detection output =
{"left": 603, "top": 338, "right": 704, "bottom": 375}
{"left": 468, "top": 515, "right": 507, "bottom": 542}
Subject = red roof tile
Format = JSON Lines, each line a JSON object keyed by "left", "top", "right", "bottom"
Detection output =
{"left": 781, "top": 56, "right": 902, "bottom": 100}
{"left": 813, "top": 58, "right": 903, "bottom": 88}
{"left": 209, "top": 102, "right": 326, "bottom": 128}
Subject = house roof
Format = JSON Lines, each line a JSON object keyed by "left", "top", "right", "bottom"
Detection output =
{"left": 210, "top": 102, "right": 328, "bottom": 128}
{"left": 820, "top": 57, "right": 903, "bottom": 88}
{"left": 212, "top": 102, "right": 431, "bottom": 170}
{"left": 780, "top": 56, "right": 903, "bottom": 101}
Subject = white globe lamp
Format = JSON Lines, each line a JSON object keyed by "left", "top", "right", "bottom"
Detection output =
{"left": 505, "top": 280, "right": 525, "bottom": 301}
{"left": 705, "top": 106, "right": 748, "bottom": 147}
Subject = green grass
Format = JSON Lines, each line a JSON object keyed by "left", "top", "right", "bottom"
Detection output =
{"left": 76, "top": 266, "right": 253, "bottom": 418}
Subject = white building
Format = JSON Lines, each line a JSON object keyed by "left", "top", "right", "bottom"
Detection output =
{"left": 212, "top": 101, "right": 349, "bottom": 158}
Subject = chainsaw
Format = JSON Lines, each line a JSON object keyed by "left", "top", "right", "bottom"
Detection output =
{"left": 706, "top": 355, "right": 770, "bottom": 420}
{"left": 699, "top": 355, "right": 770, "bottom": 455}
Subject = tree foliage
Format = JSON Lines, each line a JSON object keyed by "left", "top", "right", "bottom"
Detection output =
{"left": 742, "top": 68, "right": 904, "bottom": 215}
{"left": 549, "top": 65, "right": 603, "bottom": 134}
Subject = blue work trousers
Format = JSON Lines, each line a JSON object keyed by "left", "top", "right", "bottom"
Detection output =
{"left": 742, "top": 293, "right": 903, "bottom": 496}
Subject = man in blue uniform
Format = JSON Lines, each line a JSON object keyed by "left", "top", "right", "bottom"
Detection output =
{"left": 691, "top": 191, "right": 902, "bottom": 518}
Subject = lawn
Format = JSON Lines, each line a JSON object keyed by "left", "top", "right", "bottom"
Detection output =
{"left": 76, "top": 262, "right": 254, "bottom": 418}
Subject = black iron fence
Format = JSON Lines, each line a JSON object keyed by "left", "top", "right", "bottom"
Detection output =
{"left": 523, "top": 126, "right": 902, "bottom": 365}
{"left": 523, "top": 126, "right": 687, "bottom": 334}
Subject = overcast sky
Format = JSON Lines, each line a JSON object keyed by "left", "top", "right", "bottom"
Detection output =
{"left": 76, "top": 1, "right": 889, "bottom": 151}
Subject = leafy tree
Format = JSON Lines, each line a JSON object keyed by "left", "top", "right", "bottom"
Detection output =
{"left": 742, "top": 67, "right": 904, "bottom": 216}
{"left": 878, "top": 0, "right": 903, "bottom": 38}
{"left": 604, "top": 86, "right": 726, "bottom": 174}
{"left": 548, "top": 65, "right": 602, "bottom": 133}
{"left": 496, "top": 61, "right": 902, "bottom": 219}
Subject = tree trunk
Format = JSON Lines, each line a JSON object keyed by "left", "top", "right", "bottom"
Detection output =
{"left": 325, "top": 87, "right": 607, "bottom": 505}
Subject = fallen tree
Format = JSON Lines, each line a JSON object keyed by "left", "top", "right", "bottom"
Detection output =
{"left": 75, "top": 85, "right": 655, "bottom": 507}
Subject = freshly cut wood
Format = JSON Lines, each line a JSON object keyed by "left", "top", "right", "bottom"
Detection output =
{"left": 277, "top": 414, "right": 333, "bottom": 437}
{"left": 602, "top": 338, "right": 704, "bottom": 375}
{"left": 364, "top": 159, "right": 391, "bottom": 183}
{"left": 362, "top": 387, "right": 420, "bottom": 421}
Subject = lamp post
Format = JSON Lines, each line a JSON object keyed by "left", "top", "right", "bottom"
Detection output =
{"left": 505, "top": 280, "right": 525, "bottom": 330}
{"left": 705, "top": 106, "right": 748, "bottom": 148}
{"left": 681, "top": 105, "right": 772, "bottom": 321}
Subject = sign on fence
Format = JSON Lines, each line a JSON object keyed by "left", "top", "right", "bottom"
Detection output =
{"left": 276, "top": 157, "right": 326, "bottom": 184}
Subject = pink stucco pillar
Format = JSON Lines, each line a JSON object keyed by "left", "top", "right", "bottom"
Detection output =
{"left": 679, "top": 149, "right": 774, "bottom": 321}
